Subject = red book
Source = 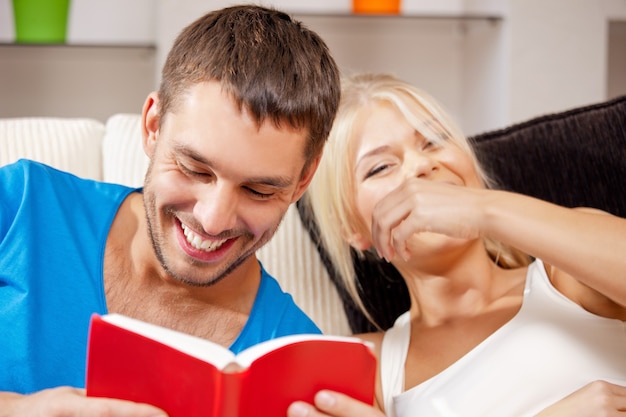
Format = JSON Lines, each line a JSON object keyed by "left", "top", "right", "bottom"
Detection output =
{"left": 85, "top": 313, "right": 376, "bottom": 417}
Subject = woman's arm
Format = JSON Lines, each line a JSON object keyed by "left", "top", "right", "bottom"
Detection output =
{"left": 479, "top": 190, "right": 626, "bottom": 312}
{"left": 371, "top": 179, "right": 626, "bottom": 311}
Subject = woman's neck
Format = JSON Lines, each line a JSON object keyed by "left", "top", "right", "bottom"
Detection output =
{"left": 396, "top": 243, "right": 525, "bottom": 327}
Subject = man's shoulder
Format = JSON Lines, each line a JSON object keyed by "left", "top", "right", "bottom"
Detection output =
{"left": 229, "top": 265, "right": 321, "bottom": 353}
{"left": 257, "top": 266, "right": 321, "bottom": 332}
{"left": 3, "top": 158, "right": 81, "bottom": 178}
{"left": 4, "top": 158, "right": 133, "bottom": 196}
{"left": 1, "top": 159, "right": 137, "bottom": 228}
{"left": 1, "top": 158, "right": 50, "bottom": 181}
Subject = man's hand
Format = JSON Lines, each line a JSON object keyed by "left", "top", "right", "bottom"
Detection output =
{"left": 0, "top": 387, "right": 167, "bottom": 417}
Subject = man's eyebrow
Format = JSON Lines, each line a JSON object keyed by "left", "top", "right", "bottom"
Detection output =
{"left": 174, "top": 144, "right": 211, "bottom": 165}
{"left": 247, "top": 175, "right": 293, "bottom": 189}
{"left": 174, "top": 144, "right": 293, "bottom": 189}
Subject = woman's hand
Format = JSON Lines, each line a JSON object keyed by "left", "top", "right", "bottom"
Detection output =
{"left": 536, "top": 381, "right": 626, "bottom": 417}
{"left": 370, "top": 178, "right": 485, "bottom": 261}
{"left": 287, "top": 390, "right": 385, "bottom": 417}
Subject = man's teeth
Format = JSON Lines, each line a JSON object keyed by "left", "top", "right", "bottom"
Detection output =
{"left": 181, "top": 223, "right": 227, "bottom": 252}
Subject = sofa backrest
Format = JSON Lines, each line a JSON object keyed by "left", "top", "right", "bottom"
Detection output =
{"left": 0, "top": 117, "right": 104, "bottom": 180}
{"left": 102, "top": 114, "right": 150, "bottom": 187}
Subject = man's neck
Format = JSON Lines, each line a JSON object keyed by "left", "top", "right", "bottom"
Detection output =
{"left": 103, "top": 192, "right": 260, "bottom": 347}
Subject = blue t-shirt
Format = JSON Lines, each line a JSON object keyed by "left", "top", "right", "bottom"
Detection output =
{"left": 0, "top": 160, "right": 320, "bottom": 394}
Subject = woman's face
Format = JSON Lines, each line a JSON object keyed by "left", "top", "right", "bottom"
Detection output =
{"left": 350, "top": 101, "right": 482, "bottom": 250}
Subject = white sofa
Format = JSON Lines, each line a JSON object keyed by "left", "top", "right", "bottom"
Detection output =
{"left": 0, "top": 114, "right": 351, "bottom": 336}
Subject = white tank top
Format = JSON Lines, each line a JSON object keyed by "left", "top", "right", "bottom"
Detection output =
{"left": 380, "top": 259, "right": 626, "bottom": 417}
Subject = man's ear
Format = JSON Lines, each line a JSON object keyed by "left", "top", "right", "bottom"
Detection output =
{"left": 141, "top": 92, "right": 160, "bottom": 159}
{"left": 291, "top": 155, "right": 321, "bottom": 203}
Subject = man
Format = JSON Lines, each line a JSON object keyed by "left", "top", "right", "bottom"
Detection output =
{"left": 0, "top": 5, "right": 340, "bottom": 415}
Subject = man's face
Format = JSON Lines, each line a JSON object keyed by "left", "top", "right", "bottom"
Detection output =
{"left": 141, "top": 81, "right": 313, "bottom": 286}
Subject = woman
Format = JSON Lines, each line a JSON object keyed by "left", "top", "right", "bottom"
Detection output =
{"left": 289, "top": 73, "right": 626, "bottom": 417}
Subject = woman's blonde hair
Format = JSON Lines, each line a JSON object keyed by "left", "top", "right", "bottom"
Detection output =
{"left": 304, "top": 73, "right": 530, "bottom": 329}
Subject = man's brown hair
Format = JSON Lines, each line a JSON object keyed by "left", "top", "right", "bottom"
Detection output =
{"left": 159, "top": 5, "right": 340, "bottom": 163}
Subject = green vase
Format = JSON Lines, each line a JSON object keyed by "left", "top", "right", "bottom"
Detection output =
{"left": 12, "top": 0, "right": 71, "bottom": 43}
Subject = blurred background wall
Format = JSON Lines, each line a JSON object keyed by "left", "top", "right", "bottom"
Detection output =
{"left": 0, "top": 0, "right": 624, "bottom": 136}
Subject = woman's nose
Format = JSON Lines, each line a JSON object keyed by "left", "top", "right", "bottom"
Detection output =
{"left": 405, "top": 151, "right": 436, "bottom": 178}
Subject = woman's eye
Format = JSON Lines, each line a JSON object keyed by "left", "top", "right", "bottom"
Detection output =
{"left": 364, "top": 164, "right": 389, "bottom": 179}
{"left": 423, "top": 138, "right": 446, "bottom": 151}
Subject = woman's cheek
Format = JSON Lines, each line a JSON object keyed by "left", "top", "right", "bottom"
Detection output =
{"left": 356, "top": 183, "right": 390, "bottom": 229}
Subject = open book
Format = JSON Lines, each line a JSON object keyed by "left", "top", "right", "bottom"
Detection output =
{"left": 85, "top": 313, "right": 376, "bottom": 417}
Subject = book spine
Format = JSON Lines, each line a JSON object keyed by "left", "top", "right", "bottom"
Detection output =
{"left": 214, "top": 368, "right": 246, "bottom": 417}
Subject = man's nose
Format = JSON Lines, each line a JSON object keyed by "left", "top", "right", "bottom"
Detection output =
{"left": 193, "top": 183, "right": 238, "bottom": 236}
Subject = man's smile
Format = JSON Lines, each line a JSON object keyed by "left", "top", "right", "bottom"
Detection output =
{"left": 180, "top": 222, "right": 228, "bottom": 252}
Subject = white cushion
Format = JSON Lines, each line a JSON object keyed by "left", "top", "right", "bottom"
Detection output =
{"left": 257, "top": 205, "right": 351, "bottom": 335}
{"left": 0, "top": 117, "right": 104, "bottom": 180}
{"left": 102, "top": 114, "right": 150, "bottom": 187}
